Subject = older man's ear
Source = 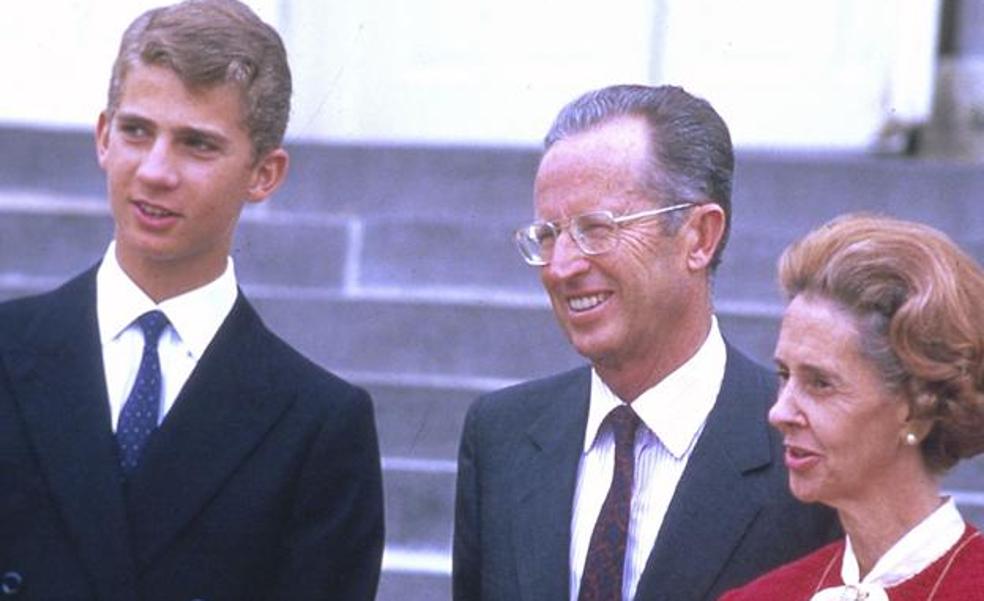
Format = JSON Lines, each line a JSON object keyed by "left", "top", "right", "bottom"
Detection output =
{"left": 683, "top": 202, "right": 726, "bottom": 272}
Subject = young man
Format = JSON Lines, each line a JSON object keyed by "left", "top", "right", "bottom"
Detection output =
{"left": 0, "top": 1, "right": 383, "bottom": 599}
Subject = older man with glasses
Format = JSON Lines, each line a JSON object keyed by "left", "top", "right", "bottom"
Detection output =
{"left": 453, "top": 84, "right": 840, "bottom": 601}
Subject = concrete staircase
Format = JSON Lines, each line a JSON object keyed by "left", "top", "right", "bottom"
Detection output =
{"left": 1, "top": 125, "right": 982, "bottom": 600}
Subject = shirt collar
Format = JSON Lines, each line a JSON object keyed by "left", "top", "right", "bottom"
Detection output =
{"left": 96, "top": 241, "right": 239, "bottom": 359}
{"left": 584, "top": 316, "right": 727, "bottom": 458}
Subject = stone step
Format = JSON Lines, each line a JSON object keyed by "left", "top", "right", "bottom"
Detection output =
{"left": 0, "top": 270, "right": 841, "bottom": 382}
{"left": 0, "top": 198, "right": 114, "bottom": 280}
{"left": 382, "top": 466, "right": 455, "bottom": 552}
{"left": 0, "top": 127, "right": 104, "bottom": 198}
{"left": 355, "top": 216, "right": 839, "bottom": 304}
{"left": 946, "top": 456, "right": 984, "bottom": 495}
{"left": 3, "top": 126, "right": 981, "bottom": 240}
{"left": 366, "top": 379, "right": 478, "bottom": 460}
{"left": 0, "top": 194, "right": 352, "bottom": 290}
{"left": 352, "top": 212, "right": 982, "bottom": 302}
{"left": 275, "top": 142, "right": 540, "bottom": 220}
{"left": 731, "top": 153, "right": 984, "bottom": 241}
{"left": 374, "top": 445, "right": 984, "bottom": 552}
{"left": 248, "top": 291, "right": 579, "bottom": 380}
{"left": 248, "top": 292, "right": 782, "bottom": 379}
{"left": 2, "top": 191, "right": 977, "bottom": 317}
{"left": 373, "top": 448, "right": 984, "bottom": 554}
{"left": 377, "top": 566, "right": 450, "bottom": 601}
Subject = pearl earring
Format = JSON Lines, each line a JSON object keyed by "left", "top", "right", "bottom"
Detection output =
{"left": 905, "top": 432, "right": 918, "bottom": 446}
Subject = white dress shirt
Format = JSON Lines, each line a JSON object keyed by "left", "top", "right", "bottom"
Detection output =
{"left": 569, "top": 317, "right": 727, "bottom": 601}
{"left": 96, "top": 241, "right": 238, "bottom": 431}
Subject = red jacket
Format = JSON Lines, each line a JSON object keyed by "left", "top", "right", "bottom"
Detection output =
{"left": 719, "top": 525, "right": 984, "bottom": 601}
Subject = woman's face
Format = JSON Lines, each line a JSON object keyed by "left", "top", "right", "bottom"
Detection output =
{"left": 769, "top": 294, "right": 916, "bottom": 509}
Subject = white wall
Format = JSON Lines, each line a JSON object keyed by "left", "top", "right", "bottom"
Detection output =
{"left": 0, "top": 0, "right": 280, "bottom": 132}
{"left": 656, "top": 0, "right": 941, "bottom": 150}
{"left": 0, "top": 0, "right": 939, "bottom": 149}
{"left": 281, "top": 0, "right": 655, "bottom": 145}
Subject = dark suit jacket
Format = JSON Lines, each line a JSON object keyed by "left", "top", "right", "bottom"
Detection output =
{"left": 0, "top": 268, "right": 384, "bottom": 601}
{"left": 453, "top": 344, "right": 839, "bottom": 601}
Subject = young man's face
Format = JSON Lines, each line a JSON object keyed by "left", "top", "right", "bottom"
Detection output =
{"left": 96, "top": 62, "right": 285, "bottom": 295}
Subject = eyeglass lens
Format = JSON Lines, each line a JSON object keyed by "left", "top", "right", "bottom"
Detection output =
{"left": 518, "top": 212, "right": 619, "bottom": 263}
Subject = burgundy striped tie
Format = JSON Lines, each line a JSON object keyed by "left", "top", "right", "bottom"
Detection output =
{"left": 578, "top": 404, "right": 640, "bottom": 601}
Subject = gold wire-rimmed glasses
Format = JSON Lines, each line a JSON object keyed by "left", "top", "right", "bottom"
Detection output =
{"left": 513, "top": 202, "right": 695, "bottom": 266}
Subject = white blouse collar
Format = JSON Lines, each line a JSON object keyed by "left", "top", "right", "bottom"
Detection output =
{"left": 811, "top": 498, "right": 964, "bottom": 601}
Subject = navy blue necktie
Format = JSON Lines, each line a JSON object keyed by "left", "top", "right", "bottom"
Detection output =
{"left": 578, "top": 404, "right": 640, "bottom": 601}
{"left": 117, "top": 310, "right": 169, "bottom": 476}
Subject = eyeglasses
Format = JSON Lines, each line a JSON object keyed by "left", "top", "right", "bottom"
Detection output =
{"left": 513, "top": 202, "right": 695, "bottom": 266}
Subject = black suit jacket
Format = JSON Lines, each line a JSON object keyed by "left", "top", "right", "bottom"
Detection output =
{"left": 453, "top": 344, "right": 839, "bottom": 601}
{"left": 0, "top": 268, "right": 384, "bottom": 601}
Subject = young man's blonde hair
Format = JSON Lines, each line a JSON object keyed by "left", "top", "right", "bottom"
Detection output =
{"left": 107, "top": 0, "right": 291, "bottom": 160}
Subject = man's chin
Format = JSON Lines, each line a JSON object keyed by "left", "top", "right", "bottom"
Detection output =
{"left": 569, "top": 337, "right": 616, "bottom": 365}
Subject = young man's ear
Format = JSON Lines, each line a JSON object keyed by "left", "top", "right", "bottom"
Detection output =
{"left": 683, "top": 202, "right": 726, "bottom": 272}
{"left": 95, "top": 111, "right": 112, "bottom": 168}
{"left": 246, "top": 147, "right": 289, "bottom": 204}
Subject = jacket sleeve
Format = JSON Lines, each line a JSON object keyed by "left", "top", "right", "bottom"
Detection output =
{"left": 269, "top": 386, "right": 385, "bottom": 601}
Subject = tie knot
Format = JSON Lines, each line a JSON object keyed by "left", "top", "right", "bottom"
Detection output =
{"left": 607, "top": 404, "right": 639, "bottom": 445}
{"left": 137, "top": 310, "right": 169, "bottom": 345}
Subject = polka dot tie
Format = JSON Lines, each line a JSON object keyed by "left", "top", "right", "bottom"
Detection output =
{"left": 578, "top": 404, "right": 640, "bottom": 601}
{"left": 116, "top": 310, "right": 169, "bottom": 476}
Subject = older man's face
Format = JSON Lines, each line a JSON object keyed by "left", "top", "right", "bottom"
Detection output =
{"left": 533, "top": 116, "right": 697, "bottom": 372}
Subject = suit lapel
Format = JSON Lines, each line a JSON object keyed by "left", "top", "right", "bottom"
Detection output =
{"left": 123, "top": 295, "right": 295, "bottom": 569}
{"left": 512, "top": 368, "right": 590, "bottom": 601}
{"left": 634, "top": 347, "right": 775, "bottom": 601}
{"left": 3, "top": 270, "right": 138, "bottom": 601}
